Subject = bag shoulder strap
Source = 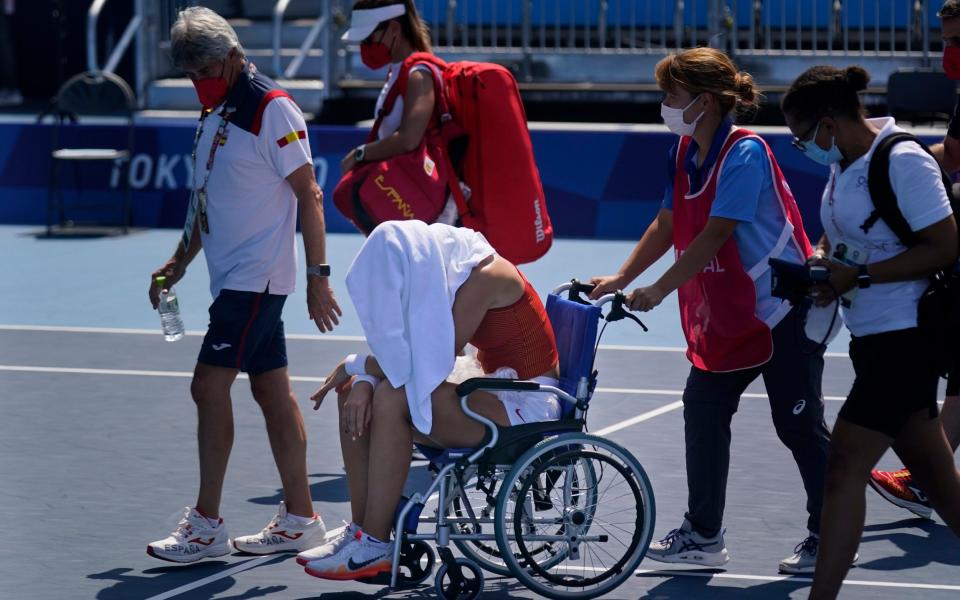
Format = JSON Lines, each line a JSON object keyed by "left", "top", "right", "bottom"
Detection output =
{"left": 862, "top": 132, "right": 954, "bottom": 246}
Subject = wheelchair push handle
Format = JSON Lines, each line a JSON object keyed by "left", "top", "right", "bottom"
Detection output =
{"left": 551, "top": 278, "right": 597, "bottom": 305}
{"left": 595, "top": 291, "right": 649, "bottom": 332}
{"left": 550, "top": 279, "right": 649, "bottom": 331}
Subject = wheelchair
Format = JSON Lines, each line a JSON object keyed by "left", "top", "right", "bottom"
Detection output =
{"left": 379, "top": 280, "right": 657, "bottom": 599}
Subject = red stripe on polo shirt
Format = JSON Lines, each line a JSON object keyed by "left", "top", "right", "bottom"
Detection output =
{"left": 251, "top": 89, "right": 294, "bottom": 136}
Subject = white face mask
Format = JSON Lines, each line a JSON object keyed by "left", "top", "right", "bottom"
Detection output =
{"left": 661, "top": 95, "right": 704, "bottom": 137}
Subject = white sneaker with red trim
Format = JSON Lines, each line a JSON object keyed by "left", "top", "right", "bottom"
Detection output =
{"left": 147, "top": 507, "right": 231, "bottom": 563}
{"left": 232, "top": 501, "right": 327, "bottom": 555}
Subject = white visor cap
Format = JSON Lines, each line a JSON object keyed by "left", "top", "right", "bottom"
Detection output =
{"left": 341, "top": 4, "right": 407, "bottom": 42}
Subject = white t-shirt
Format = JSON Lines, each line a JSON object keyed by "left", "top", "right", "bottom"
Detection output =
{"left": 820, "top": 117, "right": 952, "bottom": 336}
{"left": 193, "top": 93, "right": 312, "bottom": 298}
{"left": 374, "top": 62, "right": 433, "bottom": 139}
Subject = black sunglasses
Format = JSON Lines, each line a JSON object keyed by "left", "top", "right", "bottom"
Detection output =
{"left": 791, "top": 119, "right": 821, "bottom": 152}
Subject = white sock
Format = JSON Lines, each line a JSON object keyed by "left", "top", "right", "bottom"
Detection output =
{"left": 192, "top": 508, "right": 221, "bottom": 528}
{"left": 287, "top": 511, "right": 317, "bottom": 525}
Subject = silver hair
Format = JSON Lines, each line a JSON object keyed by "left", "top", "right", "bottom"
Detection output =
{"left": 170, "top": 6, "right": 245, "bottom": 71}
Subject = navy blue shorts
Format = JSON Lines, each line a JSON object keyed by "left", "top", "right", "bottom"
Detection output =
{"left": 198, "top": 289, "right": 288, "bottom": 375}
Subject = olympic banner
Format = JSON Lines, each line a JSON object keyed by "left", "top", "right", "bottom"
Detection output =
{"left": 0, "top": 120, "right": 938, "bottom": 240}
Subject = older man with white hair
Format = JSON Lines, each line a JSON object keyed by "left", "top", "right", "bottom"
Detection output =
{"left": 146, "top": 6, "right": 341, "bottom": 563}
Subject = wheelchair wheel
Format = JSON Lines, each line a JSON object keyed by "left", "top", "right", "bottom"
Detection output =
{"left": 434, "top": 557, "right": 484, "bottom": 600}
{"left": 493, "top": 434, "right": 655, "bottom": 600}
{"left": 444, "top": 467, "right": 511, "bottom": 576}
{"left": 397, "top": 540, "right": 435, "bottom": 586}
{"left": 444, "top": 461, "right": 590, "bottom": 576}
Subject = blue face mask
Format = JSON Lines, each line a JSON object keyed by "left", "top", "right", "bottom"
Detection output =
{"left": 798, "top": 122, "right": 843, "bottom": 166}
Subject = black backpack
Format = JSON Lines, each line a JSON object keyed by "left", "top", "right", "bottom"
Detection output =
{"left": 861, "top": 132, "right": 960, "bottom": 379}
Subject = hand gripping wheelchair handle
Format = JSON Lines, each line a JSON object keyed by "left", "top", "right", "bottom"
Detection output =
{"left": 455, "top": 377, "right": 541, "bottom": 397}
{"left": 597, "top": 291, "right": 649, "bottom": 332}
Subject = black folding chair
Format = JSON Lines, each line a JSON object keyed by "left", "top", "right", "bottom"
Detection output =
{"left": 47, "top": 70, "right": 135, "bottom": 236}
{"left": 887, "top": 68, "right": 957, "bottom": 127}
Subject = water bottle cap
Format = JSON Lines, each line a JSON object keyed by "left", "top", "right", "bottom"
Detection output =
{"left": 155, "top": 275, "right": 166, "bottom": 285}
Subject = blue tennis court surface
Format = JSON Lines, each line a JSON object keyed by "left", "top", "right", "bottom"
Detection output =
{"left": 1, "top": 224, "right": 958, "bottom": 599}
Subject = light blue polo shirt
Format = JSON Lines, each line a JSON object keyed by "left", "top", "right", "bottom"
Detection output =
{"left": 662, "top": 121, "right": 804, "bottom": 326}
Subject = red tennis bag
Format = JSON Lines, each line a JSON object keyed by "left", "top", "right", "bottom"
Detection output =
{"left": 332, "top": 62, "right": 454, "bottom": 234}
{"left": 444, "top": 60, "right": 553, "bottom": 264}
{"left": 334, "top": 53, "right": 553, "bottom": 264}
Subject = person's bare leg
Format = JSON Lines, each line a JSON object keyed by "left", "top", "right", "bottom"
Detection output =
{"left": 939, "top": 396, "right": 960, "bottom": 452}
{"left": 423, "top": 383, "right": 509, "bottom": 449}
{"left": 359, "top": 382, "right": 509, "bottom": 541}
{"left": 360, "top": 383, "right": 415, "bottom": 541}
{"left": 338, "top": 386, "right": 373, "bottom": 524}
{"left": 893, "top": 410, "right": 960, "bottom": 533}
{"left": 192, "top": 363, "right": 240, "bottom": 518}
{"left": 809, "top": 418, "right": 891, "bottom": 600}
{"left": 250, "top": 367, "right": 312, "bottom": 518}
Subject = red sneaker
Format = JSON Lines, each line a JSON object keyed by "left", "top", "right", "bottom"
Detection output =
{"left": 868, "top": 468, "right": 933, "bottom": 519}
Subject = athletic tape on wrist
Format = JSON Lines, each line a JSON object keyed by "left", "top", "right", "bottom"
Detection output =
{"left": 351, "top": 374, "right": 381, "bottom": 389}
{"left": 344, "top": 353, "right": 368, "bottom": 376}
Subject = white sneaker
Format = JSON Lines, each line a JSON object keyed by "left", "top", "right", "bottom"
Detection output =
{"left": 147, "top": 507, "right": 231, "bottom": 563}
{"left": 232, "top": 501, "right": 326, "bottom": 555}
{"left": 304, "top": 530, "right": 393, "bottom": 580}
{"left": 779, "top": 534, "right": 859, "bottom": 575}
{"left": 646, "top": 518, "right": 729, "bottom": 567}
{"left": 297, "top": 521, "right": 359, "bottom": 566}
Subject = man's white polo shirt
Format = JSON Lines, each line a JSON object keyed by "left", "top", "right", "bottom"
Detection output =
{"left": 191, "top": 63, "right": 312, "bottom": 298}
{"left": 820, "top": 117, "right": 952, "bottom": 337}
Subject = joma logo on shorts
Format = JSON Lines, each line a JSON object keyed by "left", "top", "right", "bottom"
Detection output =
{"left": 374, "top": 175, "right": 415, "bottom": 218}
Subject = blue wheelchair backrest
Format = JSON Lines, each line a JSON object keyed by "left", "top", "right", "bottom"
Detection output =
{"left": 545, "top": 293, "right": 602, "bottom": 417}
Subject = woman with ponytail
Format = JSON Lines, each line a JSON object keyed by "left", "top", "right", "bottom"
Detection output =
{"left": 782, "top": 65, "right": 960, "bottom": 599}
{"left": 589, "top": 47, "right": 831, "bottom": 574}
{"left": 338, "top": 0, "right": 441, "bottom": 177}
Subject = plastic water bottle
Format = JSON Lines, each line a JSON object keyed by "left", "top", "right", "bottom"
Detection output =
{"left": 156, "top": 276, "right": 185, "bottom": 342}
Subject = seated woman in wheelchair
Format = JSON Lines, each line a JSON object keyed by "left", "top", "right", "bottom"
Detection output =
{"left": 298, "top": 220, "right": 560, "bottom": 581}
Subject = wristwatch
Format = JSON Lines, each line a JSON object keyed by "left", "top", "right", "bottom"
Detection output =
{"left": 857, "top": 263, "right": 871, "bottom": 289}
{"left": 307, "top": 264, "right": 331, "bottom": 278}
{"left": 354, "top": 144, "right": 366, "bottom": 163}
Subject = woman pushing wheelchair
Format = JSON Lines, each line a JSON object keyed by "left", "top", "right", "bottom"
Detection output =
{"left": 297, "top": 220, "right": 561, "bottom": 581}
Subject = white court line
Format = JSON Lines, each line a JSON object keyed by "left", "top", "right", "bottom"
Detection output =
{"left": 0, "top": 365, "right": 850, "bottom": 402}
{"left": 0, "top": 324, "right": 366, "bottom": 343}
{"left": 0, "top": 324, "right": 849, "bottom": 357}
{"left": 143, "top": 525, "right": 348, "bottom": 600}
{"left": 598, "top": 386, "right": 848, "bottom": 402}
{"left": 593, "top": 401, "right": 684, "bottom": 436}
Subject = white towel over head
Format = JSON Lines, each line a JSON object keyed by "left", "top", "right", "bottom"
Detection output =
{"left": 345, "top": 221, "right": 496, "bottom": 434}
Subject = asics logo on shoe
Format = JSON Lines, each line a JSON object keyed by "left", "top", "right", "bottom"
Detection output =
{"left": 678, "top": 539, "right": 719, "bottom": 553}
{"left": 187, "top": 537, "right": 216, "bottom": 546}
{"left": 348, "top": 554, "right": 386, "bottom": 570}
{"left": 793, "top": 399, "right": 807, "bottom": 415}
{"left": 212, "top": 343, "right": 232, "bottom": 351}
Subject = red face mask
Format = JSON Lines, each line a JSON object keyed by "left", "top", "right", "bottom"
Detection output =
{"left": 191, "top": 61, "right": 231, "bottom": 109}
{"left": 944, "top": 46, "right": 960, "bottom": 81}
{"left": 361, "top": 28, "right": 394, "bottom": 70}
